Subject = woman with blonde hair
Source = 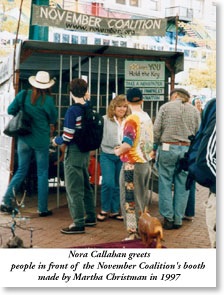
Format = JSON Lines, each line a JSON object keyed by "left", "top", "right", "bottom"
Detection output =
{"left": 97, "top": 95, "right": 130, "bottom": 221}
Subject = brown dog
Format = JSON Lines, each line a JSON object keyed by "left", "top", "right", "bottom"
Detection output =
{"left": 138, "top": 208, "right": 164, "bottom": 248}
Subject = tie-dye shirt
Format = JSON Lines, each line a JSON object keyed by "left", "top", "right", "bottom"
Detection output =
{"left": 120, "top": 110, "right": 153, "bottom": 163}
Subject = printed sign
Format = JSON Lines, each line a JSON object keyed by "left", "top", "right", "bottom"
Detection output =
{"left": 31, "top": 5, "right": 167, "bottom": 36}
{"left": 125, "top": 61, "right": 165, "bottom": 101}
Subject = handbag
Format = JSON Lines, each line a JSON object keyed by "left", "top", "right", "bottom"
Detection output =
{"left": 3, "top": 90, "right": 32, "bottom": 137}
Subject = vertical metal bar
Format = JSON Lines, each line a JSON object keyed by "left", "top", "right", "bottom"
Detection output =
{"left": 97, "top": 57, "right": 101, "bottom": 112}
{"left": 93, "top": 57, "right": 101, "bottom": 207}
{"left": 175, "top": 14, "right": 179, "bottom": 52}
{"left": 115, "top": 58, "right": 118, "bottom": 95}
{"left": 150, "top": 101, "right": 153, "bottom": 120}
{"left": 88, "top": 57, "right": 92, "bottom": 95}
{"left": 106, "top": 58, "right": 110, "bottom": 109}
{"left": 57, "top": 54, "right": 63, "bottom": 208}
{"left": 156, "top": 101, "right": 159, "bottom": 117}
{"left": 78, "top": 56, "right": 81, "bottom": 78}
{"left": 69, "top": 55, "right": 73, "bottom": 105}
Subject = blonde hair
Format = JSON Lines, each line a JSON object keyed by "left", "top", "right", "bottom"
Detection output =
{"left": 107, "top": 95, "right": 130, "bottom": 121}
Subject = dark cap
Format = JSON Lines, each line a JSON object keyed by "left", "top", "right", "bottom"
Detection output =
{"left": 126, "top": 88, "right": 143, "bottom": 102}
{"left": 170, "top": 88, "right": 190, "bottom": 98}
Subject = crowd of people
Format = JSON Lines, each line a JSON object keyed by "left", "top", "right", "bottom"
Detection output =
{"left": 0, "top": 73, "right": 216, "bottom": 248}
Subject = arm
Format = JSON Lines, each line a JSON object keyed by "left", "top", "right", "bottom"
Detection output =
{"left": 7, "top": 90, "right": 26, "bottom": 115}
{"left": 52, "top": 107, "right": 77, "bottom": 146}
{"left": 114, "top": 142, "right": 131, "bottom": 156}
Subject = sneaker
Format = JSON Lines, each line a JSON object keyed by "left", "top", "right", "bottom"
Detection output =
{"left": 163, "top": 218, "right": 174, "bottom": 230}
{"left": 85, "top": 218, "right": 97, "bottom": 226}
{"left": 0, "top": 204, "right": 19, "bottom": 215}
{"left": 182, "top": 216, "right": 194, "bottom": 221}
{"left": 61, "top": 224, "right": 85, "bottom": 234}
{"left": 39, "top": 210, "right": 53, "bottom": 217}
{"left": 173, "top": 224, "right": 182, "bottom": 229}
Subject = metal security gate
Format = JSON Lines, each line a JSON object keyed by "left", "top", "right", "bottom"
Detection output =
{"left": 12, "top": 40, "right": 184, "bottom": 207}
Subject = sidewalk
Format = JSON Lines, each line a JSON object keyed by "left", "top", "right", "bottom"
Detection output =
{"left": 0, "top": 184, "right": 211, "bottom": 248}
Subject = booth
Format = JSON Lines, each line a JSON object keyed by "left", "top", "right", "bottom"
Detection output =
{"left": 0, "top": 40, "right": 184, "bottom": 206}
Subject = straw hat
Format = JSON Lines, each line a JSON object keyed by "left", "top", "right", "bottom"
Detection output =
{"left": 28, "top": 71, "right": 55, "bottom": 89}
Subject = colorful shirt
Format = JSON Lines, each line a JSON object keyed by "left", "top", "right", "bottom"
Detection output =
{"left": 121, "top": 110, "right": 153, "bottom": 163}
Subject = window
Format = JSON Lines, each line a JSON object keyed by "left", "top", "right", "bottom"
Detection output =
{"left": 116, "top": 0, "right": 126, "bottom": 4}
{"left": 191, "top": 50, "right": 198, "bottom": 59}
{"left": 149, "top": 0, "right": 158, "bottom": 10}
{"left": 94, "top": 38, "right": 101, "bottom": 45}
{"left": 53, "top": 33, "right": 60, "bottom": 43}
{"left": 184, "top": 49, "right": 190, "bottom": 57}
{"left": 71, "top": 35, "right": 78, "bottom": 44}
{"left": 120, "top": 41, "right": 127, "bottom": 47}
{"left": 129, "top": 0, "right": 139, "bottom": 6}
{"left": 80, "top": 36, "right": 87, "bottom": 44}
{"left": 62, "top": 34, "right": 69, "bottom": 43}
{"left": 103, "top": 39, "right": 110, "bottom": 45}
{"left": 112, "top": 40, "right": 119, "bottom": 46}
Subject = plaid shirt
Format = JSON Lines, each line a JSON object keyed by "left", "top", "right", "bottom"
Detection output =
{"left": 153, "top": 98, "right": 201, "bottom": 145}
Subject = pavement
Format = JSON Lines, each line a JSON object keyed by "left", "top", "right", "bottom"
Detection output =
{"left": 0, "top": 183, "right": 211, "bottom": 248}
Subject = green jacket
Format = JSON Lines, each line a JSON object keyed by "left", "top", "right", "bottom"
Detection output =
{"left": 8, "top": 89, "right": 57, "bottom": 148}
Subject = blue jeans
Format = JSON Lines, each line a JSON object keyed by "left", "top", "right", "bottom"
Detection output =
{"left": 100, "top": 152, "right": 122, "bottom": 213}
{"left": 185, "top": 180, "right": 196, "bottom": 217}
{"left": 3, "top": 138, "right": 49, "bottom": 213}
{"left": 157, "top": 145, "right": 189, "bottom": 225}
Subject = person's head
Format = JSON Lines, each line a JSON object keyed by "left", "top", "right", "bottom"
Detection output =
{"left": 107, "top": 95, "right": 130, "bottom": 121}
{"left": 28, "top": 71, "right": 55, "bottom": 90}
{"left": 126, "top": 88, "right": 143, "bottom": 105}
{"left": 170, "top": 88, "right": 190, "bottom": 103}
{"left": 192, "top": 97, "right": 202, "bottom": 112}
{"left": 69, "top": 78, "right": 88, "bottom": 98}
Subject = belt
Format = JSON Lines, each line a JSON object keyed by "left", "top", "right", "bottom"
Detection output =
{"left": 164, "top": 142, "right": 190, "bottom": 146}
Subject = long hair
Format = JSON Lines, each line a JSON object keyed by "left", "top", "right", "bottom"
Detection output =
{"left": 31, "top": 87, "right": 51, "bottom": 105}
{"left": 107, "top": 95, "right": 130, "bottom": 121}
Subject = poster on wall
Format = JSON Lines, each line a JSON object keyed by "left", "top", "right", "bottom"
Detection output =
{"left": 125, "top": 60, "right": 165, "bottom": 101}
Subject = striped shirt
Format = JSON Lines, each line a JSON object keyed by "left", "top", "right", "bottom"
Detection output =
{"left": 153, "top": 98, "right": 201, "bottom": 145}
{"left": 206, "top": 124, "right": 216, "bottom": 177}
{"left": 55, "top": 102, "right": 89, "bottom": 146}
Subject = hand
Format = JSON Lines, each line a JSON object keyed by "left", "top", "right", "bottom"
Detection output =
{"left": 149, "top": 150, "right": 156, "bottom": 159}
{"left": 52, "top": 137, "right": 58, "bottom": 147}
{"left": 114, "top": 146, "right": 120, "bottom": 157}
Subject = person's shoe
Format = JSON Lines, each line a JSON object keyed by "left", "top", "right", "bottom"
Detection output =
{"left": 61, "top": 224, "right": 85, "bottom": 234}
{"left": 163, "top": 218, "right": 174, "bottom": 230}
{"left": 173, "top": 224, "right": 182, "bottom": 229}
{"left": 97, "top": 212, "right": 108, "bottom": 221}
{"left": 122, "top": 232, "right": 140, "bottom": 241}
{"left": 109, "top": 213, "right": 124, "bottom": 221}
{"left": 182, "top": 216, "right": 194, "bottom": 221}
{"left": 85, "top": 218, "right": 97, "bottom": 227}
{"left": 0, "top": 204, "right": 19, "bottom": 215}
{"left": 39, "top": 210, "right": 52, "bottom": 217}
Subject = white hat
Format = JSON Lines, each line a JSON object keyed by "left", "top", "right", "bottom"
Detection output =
{"left": 28, "top": 71, "right": 55, "bottom": 89}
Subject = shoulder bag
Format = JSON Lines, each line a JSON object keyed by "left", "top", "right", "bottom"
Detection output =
{"left": 3, "top": 90, "right": 32, "bottom": 137}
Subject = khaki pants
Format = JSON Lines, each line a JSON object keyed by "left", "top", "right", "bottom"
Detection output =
{"left": 205, "top": 192, "right": 216, "bottom": 248}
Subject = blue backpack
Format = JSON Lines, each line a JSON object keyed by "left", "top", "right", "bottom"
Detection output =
{"left": 185, "top": 98, "right": 216, "bottom": 192}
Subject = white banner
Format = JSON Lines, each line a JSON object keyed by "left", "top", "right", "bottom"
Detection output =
{"left": 31, "top": 5, "right": 167, "bottom": 37}
{"left": 0, "top": 248, "right": 216, "bottom": 287}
